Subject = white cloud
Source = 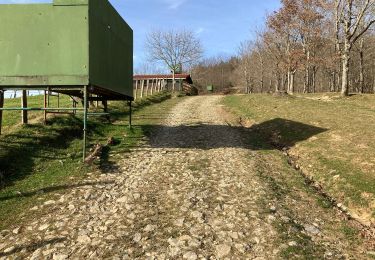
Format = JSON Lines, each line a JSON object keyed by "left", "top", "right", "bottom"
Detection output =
{"left": 195, "top": 27, "right": 205, "bottom": 34}
{"left": 163, "top": 0, "right": 187, "bottom": 9}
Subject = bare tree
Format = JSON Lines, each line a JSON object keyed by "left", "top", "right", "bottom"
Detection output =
{"left": 335, "top": 0, "right": 375, "bottom": 96}
{"left": 145, "top": 29, "right": 203, "bottom": 91}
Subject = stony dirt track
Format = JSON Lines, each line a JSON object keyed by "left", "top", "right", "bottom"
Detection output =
{"left": 0, "top": 96, "right": 371, "bottom": 259}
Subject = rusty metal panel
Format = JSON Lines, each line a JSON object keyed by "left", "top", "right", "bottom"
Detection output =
{"left": 88, "top": 0, "right": 133, "bottom": 98}
{"left": 0, "top": 2, "right": 89, "bottom": 86}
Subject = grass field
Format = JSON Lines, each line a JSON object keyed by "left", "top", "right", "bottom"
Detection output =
{"left": 0, "top": 92, "right": 179, "bottom": 230}
{"left": 224, "top": 93, "right": 375, "bottom": 226}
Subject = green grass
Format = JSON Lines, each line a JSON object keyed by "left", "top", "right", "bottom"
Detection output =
{"left": 0, "top": 92, "right": 180, "bottom": 230}
{"left": 223, "top": 93, "right": 375, "bottom": 225}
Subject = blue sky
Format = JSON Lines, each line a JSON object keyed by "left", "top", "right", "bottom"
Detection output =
{"left": 0, "top": 0, "right": 281, "bottom": 72}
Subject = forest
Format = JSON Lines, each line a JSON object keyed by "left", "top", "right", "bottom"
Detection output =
{"left": 192, "top": 0, "right": 375, "bottom": 96}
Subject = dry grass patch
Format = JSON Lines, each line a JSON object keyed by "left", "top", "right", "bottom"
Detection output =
{"left": 224, "top": 93, "right": 375, "bottom": 226}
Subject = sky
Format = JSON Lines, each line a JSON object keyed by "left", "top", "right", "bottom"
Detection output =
{"left": 0, "top": 0, "right": 281, "bottom": 73}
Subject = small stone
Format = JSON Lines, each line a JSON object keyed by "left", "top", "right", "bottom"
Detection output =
{"left": 3, "top": 246, "right": 15, "bottom": 253}
{"left": 68, "top": 204, "right": 75, "bottom": 210}
{"left": 270, "top": 206, "right": 277, "bottom": 213}
{"left": 216, "top": 244, "right": 231, "bottom": 258}
{"left": 127, "top": 213, "right": 136, "bottom": 220}
{"left": 38, "top": 224, "right": 49, "bottom": 231}
{"left": 77, "top": 235, "right": 91, "bottom": 244}
{"left": 183, "top": 251, "right": 198, "bottom": 260}
{"left": 304, "top": 224, "right": 320, "bottom": 235}
{"left": 228, "top": 232, "right": 239, "bottom": 240}
{"left": 168, "top": 237, "right": 179, "bottom": 247}
{"left": 179, "top": 235, "right": 191, "bottom": 241}
{"left": 53, "top": 253, "right": 68, "bottom": 260}
{"left": 43, "top": 249, "right": 56, "bottom": 256}
{"left": 117, "top": 196, "right": 127, "bottom": 203}
{"left": 44, "top": 200, "right": 56, "bottom": 206}
{"left": 106, "top": 235, "right": 116, "bottom": 240}
{"left": 235, "top": 243, "right": 246, "bottom": 253}
{"left": 252, "top": 237, "right": 260, "bottom": 244}
{"left": 267, "top": 215, "right": 276, "bottom": 222}
{"left": 30, "top": 206, "right": 39, "bottom": 211}
{"left": 144, "top": 224, "right": 156, "bottom": 232}
{"left": 133, "top": 233, "right": 142, "bottom": 243}
{"left": 174, "top": 218, "right": 184, "bottom": 227}
{"left": 288, "top": 241, "right": 298, "bottom": 247}
{"left": 12, "top": 227, "right": 22, "bottom": 234}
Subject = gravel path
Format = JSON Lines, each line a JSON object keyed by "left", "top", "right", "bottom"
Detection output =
{"left": 0, "top": 96, "right": 368, "bottom": 259}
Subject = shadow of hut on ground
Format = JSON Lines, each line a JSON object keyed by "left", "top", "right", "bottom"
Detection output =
{"left": 144, "top": 118, "right": 328, "bottom": 151}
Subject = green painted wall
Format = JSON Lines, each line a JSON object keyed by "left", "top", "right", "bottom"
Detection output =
{"left": 89, "top": 0, "right": 133, "bottom": 98}
{"left": 0, "top": 3, "right": 89, "bottom": 86}
{"left": 0, "top": 0, "right": 133, "bottom": 98}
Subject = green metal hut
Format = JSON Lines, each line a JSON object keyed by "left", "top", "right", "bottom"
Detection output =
{"left": 0, "top": 0, "right": 133, "bottom": 160}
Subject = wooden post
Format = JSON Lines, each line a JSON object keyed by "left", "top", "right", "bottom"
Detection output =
{"left": 146, "top": 79, "right": 150, "bottom": 96}
{"left": 0, "top": 89, "right": 4, "bottom": 135}
{"left": 21, "top": 90, "right": 28, "bottom": 124}
{"left": 151, "top": 79, "right": 154, "bottom": 95}
{"left": 135, "top": 80, "right": 138, "bottom": 100}
{"left": 140, "top": 80, "right": 144, "bottom": 99}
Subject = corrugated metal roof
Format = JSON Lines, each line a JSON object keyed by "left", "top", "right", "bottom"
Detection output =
{"left": 133, "top": 74, "right": 191, "bottom": 80}
{"left": 134, "top": 74, "right": 193, "bottom": 84}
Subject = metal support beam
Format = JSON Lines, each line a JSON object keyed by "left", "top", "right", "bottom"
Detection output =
{"left": 44, "top": 90, "right": 47, "bottom": 124}
{"left": 0, "top": 107, "right": 85, "bottom": 111}
{"left": 128, "top": 100, "right": 132, "bottom": 128}
{"left": 83, "top": 85, "right": 88, "bottom": 162}
{"left": 21, "top": 90, "right": 28, "bottom": 124}
{"left": 0, "top": 89, "right": 4, "bottom": 135}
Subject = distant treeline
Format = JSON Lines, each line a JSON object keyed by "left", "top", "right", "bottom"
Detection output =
{"left": 192, "top": 0, "right": 375, "bottom": 96}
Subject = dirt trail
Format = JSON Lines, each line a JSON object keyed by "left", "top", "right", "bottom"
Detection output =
{"left": 0, "top": 96, "right": 370, "bottom": 259}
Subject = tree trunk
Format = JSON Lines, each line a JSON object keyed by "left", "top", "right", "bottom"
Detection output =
{"left": 341, "top": 45, "right": 351, "bottom": 97}
{"left": 172, "top": 70, "right": 176, "bottom": 91}
{"left": 260, "top": 58, "right": 264, "bottom": 93}
{"left": 289, "top": 71, "right": 295, "bottom": 94}
{"left": 304, "top": 50, "right": 311, "bottom": 93}
{"left": 359, "top": 39, "right": 365, "bottom": 94}
{"left": 275, "top": 72, "right": 280, "bottom": 93}
{"left": 331, "top": 72, "right": 336, "bottom": 92}
{"left": 312, "top": 68, "right": 316, "bottom": 93}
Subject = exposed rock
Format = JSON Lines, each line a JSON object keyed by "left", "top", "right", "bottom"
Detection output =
{"left": 304, "top": 224, "right": 320, "bottom": 235}
{"left": 216, "top": 244, "right": 231, "bottom": 258}
{"left": 133, "top": 233, "right": 142, "bottom": 243}
{"left": 38, "top": 224, "right": 49, "bottom": 231}
{"left": 44, "top": 200, "right": 56, "bottom": 206}
{"left": 77, "top": 235, "right": 91, "bottom": 244}
{"left": 183, "top": 251, "right": 198, "bottom": 260}
{"left": 53, "top": 253, "right": 69, "bottom": 260}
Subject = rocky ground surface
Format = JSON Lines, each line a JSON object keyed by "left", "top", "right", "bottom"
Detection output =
{"left": 0, "top": 96, "right": 373, "bottom": 259}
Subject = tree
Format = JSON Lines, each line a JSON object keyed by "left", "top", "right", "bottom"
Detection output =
{"left": 267, "top": 0, "right": 304, "bottom": 94}
{"left": 145, "top": 29, "right": 203, "bottom": 91}
{"left": 335, "top": 0, "right": 375, "bottom": 96}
